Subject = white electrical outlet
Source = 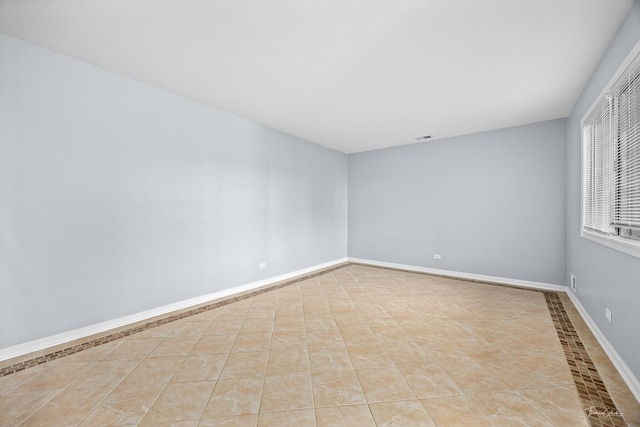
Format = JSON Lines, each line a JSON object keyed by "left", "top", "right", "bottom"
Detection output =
{"left": 606, "top": 308, "right": 612, "bottom": 323}
{"left": 259, "top": 262, "right": 266, "bottom": 269}
{"left": 570, "top": 274, "right": 577, "bottom": 292}
{"left": 433, "top": 254, "right": 441, "bottom": 260}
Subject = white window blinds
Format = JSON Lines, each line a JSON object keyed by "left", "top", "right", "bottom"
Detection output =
{"left": 583, "top": 97, "right": 614, "bottom": 235}
{"left": 612, "top": 54, "right": 640, "bottom": 231}
{"left": 582, "top": 43, "right": 640, "bottom": 248}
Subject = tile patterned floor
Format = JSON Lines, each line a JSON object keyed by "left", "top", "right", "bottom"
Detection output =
{"left": 0, "top": 263, "right": 638, "bottom": 426}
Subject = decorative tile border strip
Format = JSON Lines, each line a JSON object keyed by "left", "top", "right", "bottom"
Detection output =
{"left": 545, "top": 291, "right": 626, "bottom": 427}
{"left": 0, "top": 263, "right": 347, "bottom": 378}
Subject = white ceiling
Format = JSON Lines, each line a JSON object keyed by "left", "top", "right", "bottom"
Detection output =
{"left": 0, "top": 0, "right": 634, "bottom": 153}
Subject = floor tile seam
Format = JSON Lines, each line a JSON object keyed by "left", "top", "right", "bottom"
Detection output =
{"left": 11, "top": 357, "right": 99, "bottom": 398}
{"left": 0, "top": 263, "right": 350, "bottom": 378}
{"left": 311, "top": 291, "right": 375, "bottom": 411}
{"left": 285, "top": 284, "right": 312, "bottom": 422}
{"left": 72, "top": 373, "right": 144, "bottom": 426}
{"left": 473, "top": 389, "right": 559, "bottom": 425}
{"left": 56, "top": 358, "right": 140, "bottom": 422}
{"left": 304, "top": 304, "right": 320, "bottom": 424}
{"left": 10, "top": 386, "right": 65, "bottom": 426}
{"left": 515, "top": 388, "right": 578, "bottom": 427}
{"left": 355, "top": 366, "right": 420, "bottom": 406}
{"left": 331, "top": 287, "right": 380, "bottom": 348}
{"left": 158, "top": 330, "right": 224, "bottom": 420}
{"left": 191, "top": 377, "right": 219, "bottom": 425}
{"left": 128, "top": 358, "right": 187, "bottom": 425}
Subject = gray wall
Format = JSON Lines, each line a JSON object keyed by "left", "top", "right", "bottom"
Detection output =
{"left": 0, "top": 35, "right": 348, "bottom": 349}
{"left": 348, "top": 119, "right": 567, "bottom": 285}
{"left": 566, "top": 0, "right": 640, "bottom": 380}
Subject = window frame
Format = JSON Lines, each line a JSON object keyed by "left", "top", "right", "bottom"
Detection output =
{"left": 581, "top": 39, "right": 640, "bottom": 259}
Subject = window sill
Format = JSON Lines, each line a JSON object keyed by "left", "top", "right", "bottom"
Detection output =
{"left": 581, "top": 229, "right": 640, "bottom": 259}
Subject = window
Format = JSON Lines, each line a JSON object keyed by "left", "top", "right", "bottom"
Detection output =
{"left": 582, "top": 40, "right": 640, "bottom": 258}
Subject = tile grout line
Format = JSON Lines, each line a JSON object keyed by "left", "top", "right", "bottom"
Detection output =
{"left": 298, "top": 279, "right": 318, "bottom": 427}
{"left": 193, "top": 316, "right": 243, "bottom": 424}
{"left": 59, "top": 343, "right": 155, "bottom": 426}
{"left": 327, "top": 274, "right": 373, "bottom": 423}
{"left": 251, "top": 292, "right": 269, "bottom": 423}
{"left": 167, "top": 304, "right": 245, "bottom": 425}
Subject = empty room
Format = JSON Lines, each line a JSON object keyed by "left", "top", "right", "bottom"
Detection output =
{"left": 1, "top": 0, "right": 640, "bottom": 426}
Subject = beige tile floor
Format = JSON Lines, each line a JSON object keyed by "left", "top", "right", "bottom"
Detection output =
{"left": 0, "top": 264, "right": 638, "bottom": 426}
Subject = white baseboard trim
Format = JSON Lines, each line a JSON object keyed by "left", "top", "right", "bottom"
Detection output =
{"left": 566, "top": 291, "right": 640, "bottom": 403}
{"left": 348, "top": 257, "right": 567, "bottom": 292}
{"left": 0, "top": 258, "right": 348, "bottom": 363}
